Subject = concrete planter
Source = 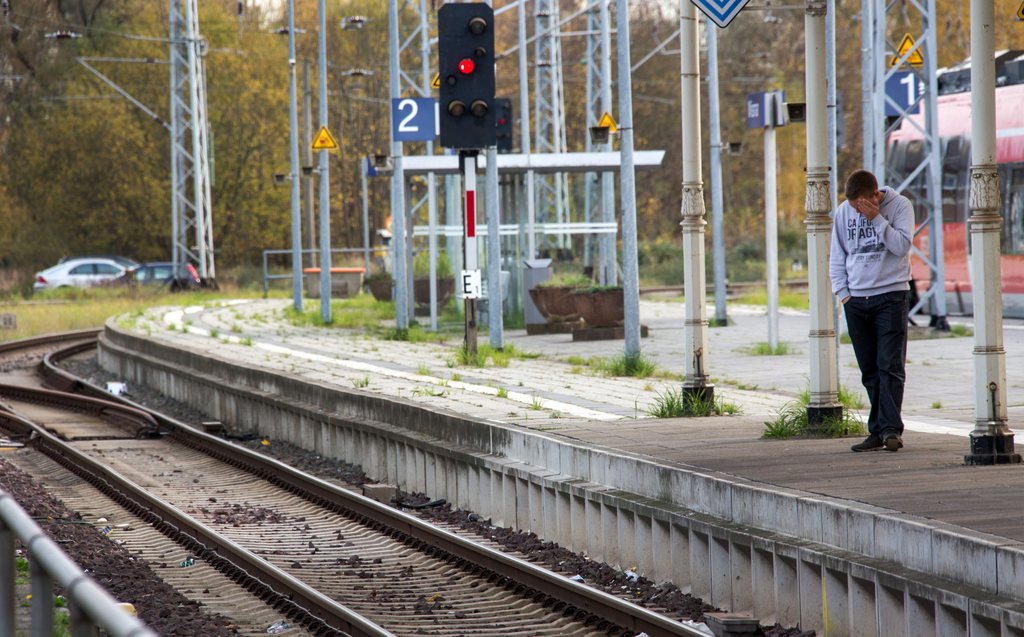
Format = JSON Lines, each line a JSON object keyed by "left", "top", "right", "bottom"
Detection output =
{"left": 572, "top": 287, "right": 624, "bottom": 327}
{"left": 365, "top": 277, "right": 392, "bottom": 302}
{"left": 413, "top": 278, "right": 455, "bottom": 308}
{"left": 528, "top": 286, "right": 582, "bottom": 322}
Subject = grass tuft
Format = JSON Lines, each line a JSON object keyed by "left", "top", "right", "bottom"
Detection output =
{"left": 748, "top": 341, "right": 792, "bottom": 356}
{"left": 762, "top": 389, "right": 867, "bottom": 439}
{"left": 647, "top": 387, "right": 741, "bottom": 418}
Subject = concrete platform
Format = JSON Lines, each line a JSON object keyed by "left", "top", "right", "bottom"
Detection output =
{"left": 98, "top": 297, "right": 1024, "bottom": 636}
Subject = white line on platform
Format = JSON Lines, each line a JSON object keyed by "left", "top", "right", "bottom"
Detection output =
{"left": 160, "top": 309, "right": 623, "bottom": 422}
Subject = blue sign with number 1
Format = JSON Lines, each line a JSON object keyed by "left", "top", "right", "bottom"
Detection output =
{"left": 884, "top": 71, "right": 922, "bottom": 117}
{"left": 391, "top": 97, "right": 438, "bottom": 142}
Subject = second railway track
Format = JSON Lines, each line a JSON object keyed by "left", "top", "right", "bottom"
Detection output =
{"left": 0, "top": 333, "right": 709, "bottom": 637}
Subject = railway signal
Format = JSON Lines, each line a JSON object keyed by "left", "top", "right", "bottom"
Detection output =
{"left": 437, "top": 3, "right": 495, "bottom": 150}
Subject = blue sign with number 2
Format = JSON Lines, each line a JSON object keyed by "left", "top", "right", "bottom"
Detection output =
{"left": 391, "top": 97, "right": 438, "bottom": 142}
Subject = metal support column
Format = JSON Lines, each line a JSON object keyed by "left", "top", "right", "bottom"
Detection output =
{"left": 486, "top": 146, "right": 503, "bottom": 348}
{"left": 872, "top": 0, "right": 947, "bottom": 328}
{"left": 804, "top": 0, "right": 842, "bottom": 425}
{"left": 388, "top": 0, "right": 408, "bottom": 330}
{"left": 303, "top": 60, "right": 316, "bottom": 269}
{"left": 765, "top": 123, "right": 779, "bottom": 350}
{"left": 617, "top": 0, "right": 640, "bottom": 358}
{"left": 964, "top": 0, "right": 1020, "bottom": 465}
{"left": 599, "top": 0, "right": 617, "bottom": 285}
{"left": 680, "top": 1, "right": 711, "bottom": 399}
{"left": 287, "top": 0, "right": 302, "bottom": 312}
{"left": 707, "top": 19, "right": 727, "bottom": 325}
{"left": 534, "top": 0, "right": 570, "bottom": 252}
{"left": 518, "top": 0, "right": 537, "bottom": 260}
{"left": 316, "top": 0, "right": 331, "bottom": 324}
{"left": 361, "top": 158, "right": 371, "bottom": 274}
{"left": 169, "top": 0, "right": 215, "bottom": 282}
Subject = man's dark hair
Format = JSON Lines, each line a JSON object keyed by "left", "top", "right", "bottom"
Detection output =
{"left": 845, "top": 169, "right": 878, "bottom": 201}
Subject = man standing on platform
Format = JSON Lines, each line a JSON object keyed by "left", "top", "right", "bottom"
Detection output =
{"left": 830, "top": 169, "right": 914, "bottom": 452}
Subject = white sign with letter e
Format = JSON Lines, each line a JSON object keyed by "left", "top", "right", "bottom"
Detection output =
{"left": 460, "top": 269, "right": 482, "bottom": 300}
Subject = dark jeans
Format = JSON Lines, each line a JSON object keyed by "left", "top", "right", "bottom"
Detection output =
{"left": 843, "top": 290, "right": 909, "bottom": 437}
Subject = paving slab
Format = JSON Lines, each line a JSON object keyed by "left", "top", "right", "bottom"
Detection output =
{"left": 114, "top": 298, "right": 1024, "bottom": 543}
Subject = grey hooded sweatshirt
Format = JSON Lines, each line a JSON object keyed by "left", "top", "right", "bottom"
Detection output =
{"left": 829, "top": 187, "right": 914, "bottom": 300}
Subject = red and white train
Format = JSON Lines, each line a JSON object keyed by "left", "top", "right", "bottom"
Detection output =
{"left": 887, "top": 50, "right": 1024, "bottom": 318}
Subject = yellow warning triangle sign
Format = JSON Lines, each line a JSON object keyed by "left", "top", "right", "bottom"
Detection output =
{"left": 311, "top": 126, "right": 339, "bottom": 151}
{"left": 597, "top": 111, "right": 617, "bottom": 133}
{"left": 431, "top": 73, "right": 441, "bottom": 90}
{"left": 889, "top": 33, "right": 923, "bottom": 68}
{"left": 1017, "top": 0, "right": 1024, "bottom": 20}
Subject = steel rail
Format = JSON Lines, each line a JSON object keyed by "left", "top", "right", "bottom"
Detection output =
{"left": 0, "top": 383, "right": 161, "bottom": 438}
{"left": 0, "top": 329, "right": 100, "bottom": 357}
{"left": 0, "top": 406, "right": 394, "bottom": 637}
{"left": 45, "top": 340, "right": 709, "bottom": 637}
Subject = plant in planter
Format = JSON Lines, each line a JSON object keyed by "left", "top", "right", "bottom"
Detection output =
{"left": 529, "top": 274, "right": 591, "bottom": 323}
{"left": 571, "top": 284, "right": 624, "bottom": 327}
{"left": 413, "top": 251, "right": 454, "bottom": 307}
{"left": 364, "top": 271, "right": 393, "bottom": 302}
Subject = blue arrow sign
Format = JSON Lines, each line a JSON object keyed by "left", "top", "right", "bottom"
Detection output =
{"left": 391, "top": 97, "right": 438, "bottom": 143}
{"left": 690, "top": 0, "right": 753, "bottom": 28}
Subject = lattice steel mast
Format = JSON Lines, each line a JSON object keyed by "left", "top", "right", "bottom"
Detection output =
{"left": 865, "top": 0, "right": 946, "bottom": 327}
{"left": 169, "top": 0, "right": 215, "bottom": 281}
{"left": 534, "top": 0, "right": 570, "bottom": 251}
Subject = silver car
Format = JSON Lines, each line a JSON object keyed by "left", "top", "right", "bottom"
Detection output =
{"left": 33, "top": 257, "right": 128, "bottom": 290}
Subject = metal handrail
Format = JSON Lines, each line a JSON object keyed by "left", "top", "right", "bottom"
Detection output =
{"left": 0, "top": 488, "right": 156, "bottom": 637}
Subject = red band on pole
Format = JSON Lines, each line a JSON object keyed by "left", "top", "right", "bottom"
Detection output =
{"left": 466, "top": 191, "right": 476, "bottom": 238}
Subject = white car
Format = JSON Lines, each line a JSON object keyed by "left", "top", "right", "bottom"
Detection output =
{"left": 33, "top": 258, "right": 128, "bottom": 290}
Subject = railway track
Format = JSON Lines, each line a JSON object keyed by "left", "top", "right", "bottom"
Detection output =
{"left": 0, "top": 332, "right": 709, "bottom": 637}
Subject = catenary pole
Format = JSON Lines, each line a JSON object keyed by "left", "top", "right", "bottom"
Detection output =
{"left": 388, "top": 0, "right": 409, "bottom": 330}
{"left": 860, "top": 0, "right": 873, "bottom": 168}
{"left": 486, "top": 147, "right": 503, "bottom": 348}
{"left": 706, "top": 19, "right": 727, "bottom": 326}
{"left": 964, "top": 0, "right": 1020, "bottom": 465}
{"left": 599, "top": 0, "right": 617, "bottom": 285}
{"left": 765, "top": 119, "right": 779, "bottom": 350}
{"left": 287, "top": 0, "right": 302, "bottom": 313}
{"left": 517, "top": 0, "right": 537, "bottom": 261}
{"left": 485, "top": 0, "right": 503, "bottom": 348}
{"left": 617, "top": 0, "right": 640, "bottom": 358}
{"left": 803, "top": 0, "right": 841, "bottom": 425}
{"left": 680, "top": 0, "right": 711, "bottom": 399}
{"left": 303, "top": 60, "right": 316, "bottom": 269}
{"left": 316, "top": 0, "right": 331, "bottom": 324}
{"left": 419, "top": 0, "right": 439, "bottom": 332}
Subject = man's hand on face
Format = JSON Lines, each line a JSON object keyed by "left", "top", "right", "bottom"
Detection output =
{"left": 852, "top": 193, "right": 881, "bottom": 221}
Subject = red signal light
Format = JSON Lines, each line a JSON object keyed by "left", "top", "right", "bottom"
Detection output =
{"left": 458, "top": 58, "right": 475, "bottom": 74}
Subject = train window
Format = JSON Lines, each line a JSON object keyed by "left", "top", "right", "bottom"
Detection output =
{"left": 1006, "top": 165, "right": 1024, "bottom": 255}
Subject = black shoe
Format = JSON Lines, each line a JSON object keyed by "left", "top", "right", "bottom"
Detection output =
{"left": 883, "top": 433, "right": 903, "bottom": 452}
{"left": 851, "top": 435, "right": 884, "bottom": 452}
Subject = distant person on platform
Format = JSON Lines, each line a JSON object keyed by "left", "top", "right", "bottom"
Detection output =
{"left": 830, "top": 169, "right": 914, "bottom": 453}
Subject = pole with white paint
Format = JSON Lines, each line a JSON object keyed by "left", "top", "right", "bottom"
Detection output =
{"left": 680, "top": 0, "right": 711, "bottom": 399}
{"left": 764, "top": 115, "right": 779, "bottom": 350}
{"left": 804, "top": 0, "right": 841, "bottom": 425}
{"left": 964, "top": 0, "right": 1020, "bottom": 465}
{"left": 462, "top": 152, "right": 480, "bottom": 357}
